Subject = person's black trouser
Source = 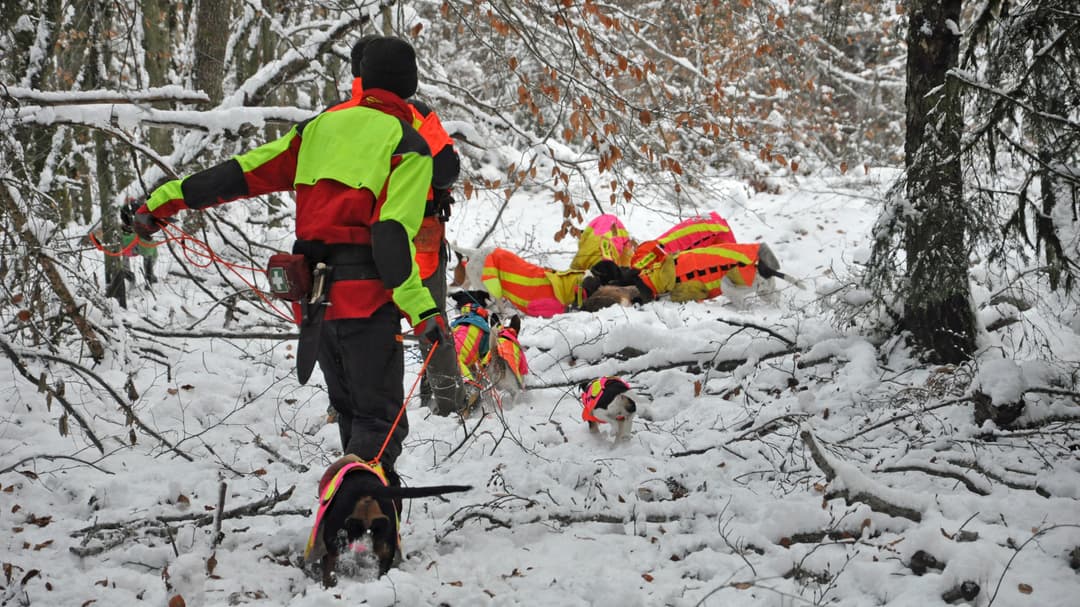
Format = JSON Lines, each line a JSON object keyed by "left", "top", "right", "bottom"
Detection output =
{"left": 318, "top": 303, "right": 408, "bottom": 469}
{"left": 418, "top": 247, "right": 466, "bottom": 415}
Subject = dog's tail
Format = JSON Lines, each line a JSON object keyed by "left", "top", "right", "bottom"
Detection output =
{"left": 367, "top": 484, "right": 473, "bottom": 499}
{"left": 758, "top": 243, "right": 807, "bottom": 290}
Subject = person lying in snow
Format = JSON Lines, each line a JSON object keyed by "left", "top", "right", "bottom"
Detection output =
{"left": 457, "top": 213, "right": 788, "bottom": 317}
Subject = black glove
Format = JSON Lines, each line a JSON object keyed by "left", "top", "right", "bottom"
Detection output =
{"left": 433, "top": 188, "right": 454, "bottom": 221}
{"left": 121, "top": 200, "right": 162, "bottom": 240}
{"left": 414, "top": 312, "right": 450, "bottom": 347}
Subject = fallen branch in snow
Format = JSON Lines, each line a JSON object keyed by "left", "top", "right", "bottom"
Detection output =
{"left": 712, "top": 317, "right": 796, "bottom": 347}
{"left": 877, "top": 462, "right": 991, "bottom": 496}
{"left": 17, "top": 349, "right": 193, "bottom": 462}
{"left": 71, "top": 485, "right": 299, "bottom": 556}
{"left": 784, "top": 528, "right": 874, "bottom": 545}
{"left": 986, "top": 524, "right": 1080, "bottom": 607}
{"left": 944, "top": 457, "right": 1050, "bottom": 497}
{"left": 528, "top": 347, "right": 799, "bottom": 391}
{"left": 800, "top": 427, "right": 924, "bottom": 522}
{"left": 670, "top": 413, "right": 811, "bottom": 458}
{"left": 442, "top": 509, "right": 680, "bottom": 538}
{"left": 0, "top": 338, "right": 104, "bottom": 454}
{"left": 253, "top": 434, "right": 310, "bottom": 473}
{"left": 211, "top": 481, "right": 228, "bottom": 548}
{"left": 0, "top": 453, "right": 114, "bottom": 476}
{"left": 837, "top": 397, "right": 969, "bottom": 444}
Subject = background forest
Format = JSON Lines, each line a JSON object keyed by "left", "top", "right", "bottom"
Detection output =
{"left": 1, "top": 1, "right": 1078, "bottom": 606}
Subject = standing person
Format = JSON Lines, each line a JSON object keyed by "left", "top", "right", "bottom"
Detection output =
{"left": 348, "top": 36, "right": 466, "bottom": 417}
{"left": 127, "top": 37, "right": 448, "bottom": 481}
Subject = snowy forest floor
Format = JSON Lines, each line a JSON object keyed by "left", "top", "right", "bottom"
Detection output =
{"left": 2, "top": 171, "right": 1079, "bottom": 607}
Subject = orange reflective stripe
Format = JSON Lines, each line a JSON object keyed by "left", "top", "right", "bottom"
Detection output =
{"left": 482, "top": 249, "right": 557, "bottom": 313}
{"left": 655, "top": 213, "right": 736, "bottom": 253}
{"left": 673, "top": 244, "right": 761, "bottom": 295}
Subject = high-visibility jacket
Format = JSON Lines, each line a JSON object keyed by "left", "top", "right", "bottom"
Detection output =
{"left": 451, "top": 304, "right": 491, "bottom": 380}
{"left": 143, "top": 88, "right": 436, "bottom": 325}
{"left": 675, "top": 244, "right": 760, "bottom": 292}
{"left": 481, "top": 248, "right": 586, "bottom": 317}
{"left": 336, "top": 78, "right": 459, "bottom": 279}
{"left": 631, "top": 212, "right": 736, "bottom": 269}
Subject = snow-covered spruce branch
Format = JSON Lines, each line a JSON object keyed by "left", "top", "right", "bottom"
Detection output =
{"left": 3, "top": 86, "right": 210, "bottom": 106}
{"left": 800, "top": 427, "right": 925, "bottom": 522}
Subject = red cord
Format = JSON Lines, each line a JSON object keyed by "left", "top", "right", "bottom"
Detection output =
{"left": 88, "top": 223, "right": 295, "bottom": 322}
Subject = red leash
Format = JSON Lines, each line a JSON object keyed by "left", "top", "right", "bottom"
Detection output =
{"left": 93, "top": 221, "right": 435, "bottom": 466}
{"left": 89, "top": 223, "right": 295, "bottom": 322}
{"left": 373, "top": 339, "right": 439, "bottom": 464}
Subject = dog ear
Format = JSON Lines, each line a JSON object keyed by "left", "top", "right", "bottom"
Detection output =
{"left": 509, "top": 315, "right": 521, "bottom": 333}
{"left": 489, "top": 312, "right": 500, "bottom": 328}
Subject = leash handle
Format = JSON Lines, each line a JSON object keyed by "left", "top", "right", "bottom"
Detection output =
{"left": 373, "top": 337, "right": 439, "bottom": 464}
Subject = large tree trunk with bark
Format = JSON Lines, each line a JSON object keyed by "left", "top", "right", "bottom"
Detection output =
{"left": 194, "top": 0, "right": 230, "bottom": 104}
{"left": 902, "top": 0, "right": 975, "bottom": 364}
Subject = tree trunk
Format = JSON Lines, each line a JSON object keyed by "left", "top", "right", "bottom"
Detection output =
{"left": 194, "top": 0, "right": 230, "bottom": 104}
{"left": 902, "top": 0, "right": 974, "bottom": 364}
{"left": 88, "top": 1, "right": 127, "bottom": 308}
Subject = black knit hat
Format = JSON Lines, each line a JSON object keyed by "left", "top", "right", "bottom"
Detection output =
{"left": 357, "top": 37, "right": 418, "bottom": 99}
{"left": 350, "top": 34, "right": 380, "bottom": 78}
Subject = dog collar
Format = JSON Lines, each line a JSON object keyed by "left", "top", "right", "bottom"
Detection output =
{"left": 581, "top": 376, "right": 630, "bottom": 424}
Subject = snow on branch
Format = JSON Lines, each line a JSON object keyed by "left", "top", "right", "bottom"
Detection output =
{"left": 3, "top": 85, "right": 210, "bottom": 106}
{"left": 800, "top": 425, "right": 927, "bottom": 522}
{"left": 13, "top": 104, "right": 315, "bottom": 133}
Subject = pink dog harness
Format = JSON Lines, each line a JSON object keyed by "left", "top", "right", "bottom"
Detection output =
{"left": 303, "top": 459, "right": 398, "bottom": 561}
{"left": 581, "top": 376, "right": 631, "bottom": 424}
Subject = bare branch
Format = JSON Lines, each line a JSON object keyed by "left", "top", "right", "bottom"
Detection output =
{"left": 801, "top": 428, "right": 924, "bottom": 522}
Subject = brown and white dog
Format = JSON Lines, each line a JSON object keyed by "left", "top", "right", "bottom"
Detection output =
{"left": 579, "top": 377, "right": 639, "bottom": 441}
{"left": 305, "top": 456, "right": 470, "bottom": 586}
{"left": 484, "top": 313, "right": 528, "bottom": 407}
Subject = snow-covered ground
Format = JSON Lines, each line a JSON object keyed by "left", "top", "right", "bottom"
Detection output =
{"left": 2, "top": 172, "right": 1078, "bottom": 607}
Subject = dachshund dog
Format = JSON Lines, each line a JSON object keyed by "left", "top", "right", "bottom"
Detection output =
{"left": 579, "top": 377, "right": 639, "bottom": 441}
{"left": 305, "top": 456, "right": 470, "bottom": 586}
